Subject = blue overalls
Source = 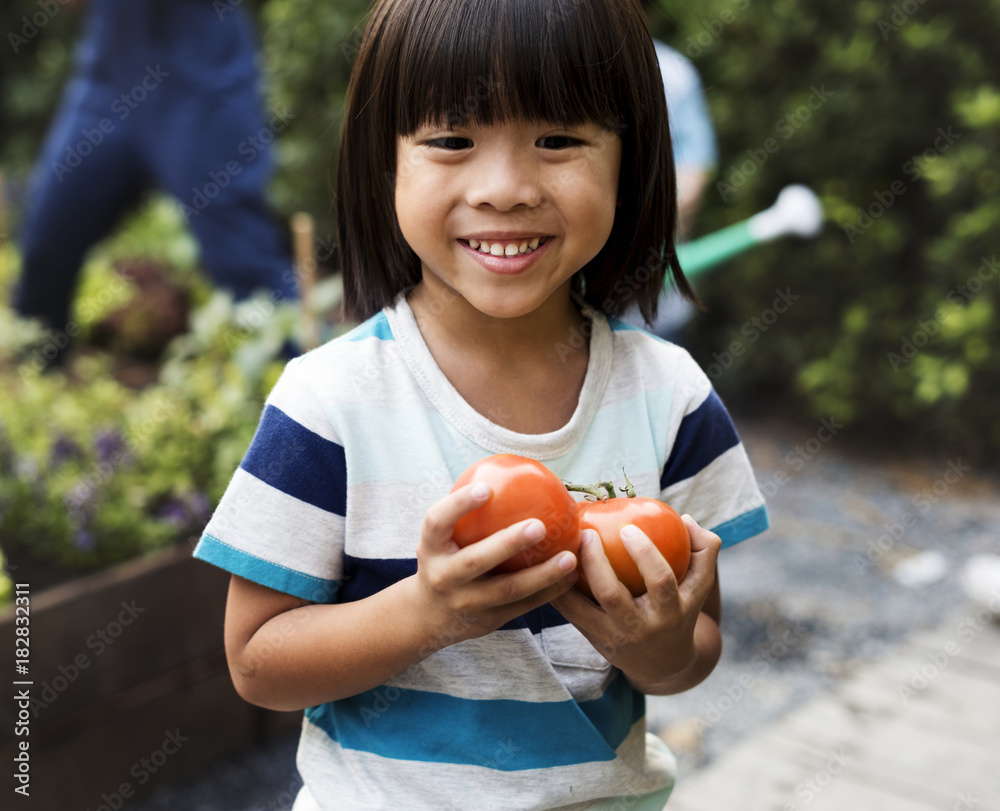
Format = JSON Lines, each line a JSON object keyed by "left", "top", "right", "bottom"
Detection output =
{"left": 15, "top": 0, "right": 298, "bottom": 331}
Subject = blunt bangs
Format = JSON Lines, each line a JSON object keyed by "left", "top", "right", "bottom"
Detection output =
{"left": 337, "top": 0, "right": 695, "bottom": 324}
{"left": 391, "top": 0, "right": 641, "bottom": 135}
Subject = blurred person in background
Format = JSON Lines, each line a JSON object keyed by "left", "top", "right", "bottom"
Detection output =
{"left": 632, "top": 0, "right": 719, "bottom": 341}
{"left": 12, "top": 0, "right": 297, "bottom": 363}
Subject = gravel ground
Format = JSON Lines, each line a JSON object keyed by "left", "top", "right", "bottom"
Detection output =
{"left": 130, "top": 414, "right": 1000, "bottom": 810}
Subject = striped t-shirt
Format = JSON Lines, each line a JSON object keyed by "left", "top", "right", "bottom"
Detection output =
{"left": 194, "top": 295, "right": 768, "bottom": 810}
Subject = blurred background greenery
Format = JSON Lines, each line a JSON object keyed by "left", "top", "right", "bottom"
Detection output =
{"left": 0, "top": 0, "right": 997, "bottom": 584}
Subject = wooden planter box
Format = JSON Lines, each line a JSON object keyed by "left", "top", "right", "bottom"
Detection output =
{"left": 0, "top": 544, "right": 300, "bottom": 808}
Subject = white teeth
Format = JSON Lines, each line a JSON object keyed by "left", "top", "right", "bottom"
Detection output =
{"left": 466, "top": 237, "right": 546, "bottom": 256}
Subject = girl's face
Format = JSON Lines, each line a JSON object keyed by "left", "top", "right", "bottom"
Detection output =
{"left": 395, "top": 118, "right": 621, "bottom": 322}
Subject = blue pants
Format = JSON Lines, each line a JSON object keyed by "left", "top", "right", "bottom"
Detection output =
{"left": 14, "top": 0, "right": 297, "bottom": 330}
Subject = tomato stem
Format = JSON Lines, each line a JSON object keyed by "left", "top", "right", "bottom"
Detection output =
{"left": 563, "top": 469, "right": 639, "bottom": 501}
{"left": 620, "top": 468, "right": 636, "bottom": 498}
{"left": 563, "top": 480, "right": 616, "bottom": 501}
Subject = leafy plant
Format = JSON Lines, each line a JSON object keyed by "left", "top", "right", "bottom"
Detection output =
{"left": 649, "top": 0, "right": 1000, "bottom": 464}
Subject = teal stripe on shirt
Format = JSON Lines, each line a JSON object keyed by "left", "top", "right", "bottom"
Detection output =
{"left": 337, "top": 311, "right": 393, "bottom": 343}
{"left": 194, "top": 533, "right": 341, "bottom": 603}
{"left": 712, "top": 504, "right": 769, "bottom": 549}
{"left": 305, "top": 672, "right": 644, "bottom": 770}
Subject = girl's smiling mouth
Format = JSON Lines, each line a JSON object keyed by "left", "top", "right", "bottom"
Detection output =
{"left": 457, "top": 235, "right": 554, "bottom": 274}
{"left": 459, "top": 236, "right": 550, "bottom": 257}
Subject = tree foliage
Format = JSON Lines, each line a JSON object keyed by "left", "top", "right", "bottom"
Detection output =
{"left": 2, "top": 0, "right": 998, "bottom": 465}
{"left": 648, "top": 0, "right": 1000, "bottom": 465}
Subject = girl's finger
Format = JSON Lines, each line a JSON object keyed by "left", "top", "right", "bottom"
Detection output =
{"left": 576, "top": 529, "right": 633, "bottom": 615}
{"left": 453, "top": 517, "right": 561, "bottom": 580}
{"left": 620, "top": 524, "right": 680, "bottom": 609}
{"left": 479, "top": 548, "right": 579, "bottom": 610}
{"left": 678, "top": 514, "right": 722, "bottom": 604}
{"left": 420, "top": 482, "right": 492, "bottom": 552}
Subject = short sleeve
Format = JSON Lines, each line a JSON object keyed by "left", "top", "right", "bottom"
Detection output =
{"left": 658, "top": 360, "right": 768, "bottom": 548}
{"left": 193, "top": 359, "right": 346, "bottom": 602}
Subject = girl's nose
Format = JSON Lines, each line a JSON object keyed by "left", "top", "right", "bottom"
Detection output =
{"left": 465, "top": 149, "right": 544, "bottom": 211}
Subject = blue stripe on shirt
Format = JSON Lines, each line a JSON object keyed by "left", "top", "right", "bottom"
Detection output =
{"left": 304, "top": 672, "right": 642, "bottom": 769}
{"left": 712, "top": 504, "right": 770, "bottom": 549}
{"left": 194, "top": 534, "right": 342, "bottom": 602}
{"left": 660, "top": 390, "right": 739, "bottom": 489}
{"left": 240, "top": 405, "right": 347, "bottom": 516}
{"left": 341, "top": 557, "right": 570, "bottom": 631}
{"left": 339, "top": 311, "right": 394, "bottom": 343}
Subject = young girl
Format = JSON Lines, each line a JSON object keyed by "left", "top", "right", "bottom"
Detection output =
{"left": 194, "top": 1, "right": 768, "bottom": 808}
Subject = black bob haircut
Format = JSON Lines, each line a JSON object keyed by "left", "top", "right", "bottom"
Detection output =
{"left": 336, "top": 0, "right": 697, "bottom": 324}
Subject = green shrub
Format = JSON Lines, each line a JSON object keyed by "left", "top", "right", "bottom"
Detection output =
{"left": 0, "top": 229, "right": 292, "bottom": 577}
{"left": 259, "top": 0, "right": 372, "bottom": 241}
{"left": 651, "top": 0, "right": 999, "bottom": 464}
{"left": 3, "top": 0, "right": 997, "bottom": 510}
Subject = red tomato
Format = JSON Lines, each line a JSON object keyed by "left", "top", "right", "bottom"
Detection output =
{"left": 451, "top": 454, "right": 580, "bottom": 572}
{"left": 576, "top": 498, "right": 690, "bottom": 598}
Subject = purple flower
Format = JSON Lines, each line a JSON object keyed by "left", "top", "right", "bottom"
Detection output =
{"left": 157, "top": 499, "right": 189, "bottom": 527}
{"left": 94, "top": 429, "right": 127, "bottom": 465}
{"left": 187, "top": 491, "right": 211, "bottom": 520}
{"left": 74, "top": 530, "right": 95, "bottom": 551}
{"left": 50, "top": 435, "right": 82, "bottom": 468}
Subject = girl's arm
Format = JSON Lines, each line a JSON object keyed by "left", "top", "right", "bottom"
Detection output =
{"left": 550, "top": 515, "right": 723, "bottom": 696}
{"left": 224, "top": 483, "right": 580, "bottom": 712}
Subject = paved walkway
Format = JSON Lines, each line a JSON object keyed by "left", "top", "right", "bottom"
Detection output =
{"left": 666, "top": 609, "right": 1000, "bottom": 811}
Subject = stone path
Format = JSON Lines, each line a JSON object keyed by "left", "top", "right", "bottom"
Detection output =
{"left": 666, "top": 610, "right": 1000, "bottom": 811}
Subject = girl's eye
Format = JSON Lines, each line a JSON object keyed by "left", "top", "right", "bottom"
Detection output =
{"left": 538, "top": 135, "right": 582, "bottom": 150}
{"left": 426, "top": 137, "right": 473, "bottom": 150}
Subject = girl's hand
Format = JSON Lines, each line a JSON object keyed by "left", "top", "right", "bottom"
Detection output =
{"left": 549, "top": 514, "right": 723, "bottom": 695}
{"left": 411, "top": 483, "right": 579, "bottom": 652}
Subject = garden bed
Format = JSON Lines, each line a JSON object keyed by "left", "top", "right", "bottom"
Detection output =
{"left": 0, "top": 543, "right": 300, "bottom": 807}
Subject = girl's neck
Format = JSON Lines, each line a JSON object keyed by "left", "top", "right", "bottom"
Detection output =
{"left": 407, "top": 279, "right": 586, "bottom": 368}
{"left": 406, "top": 281, "right": 591, "bottom": 434}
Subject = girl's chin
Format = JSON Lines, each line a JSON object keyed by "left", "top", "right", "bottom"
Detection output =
{"left": 454, "top": 287, "right": 570, "bottom": 322}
